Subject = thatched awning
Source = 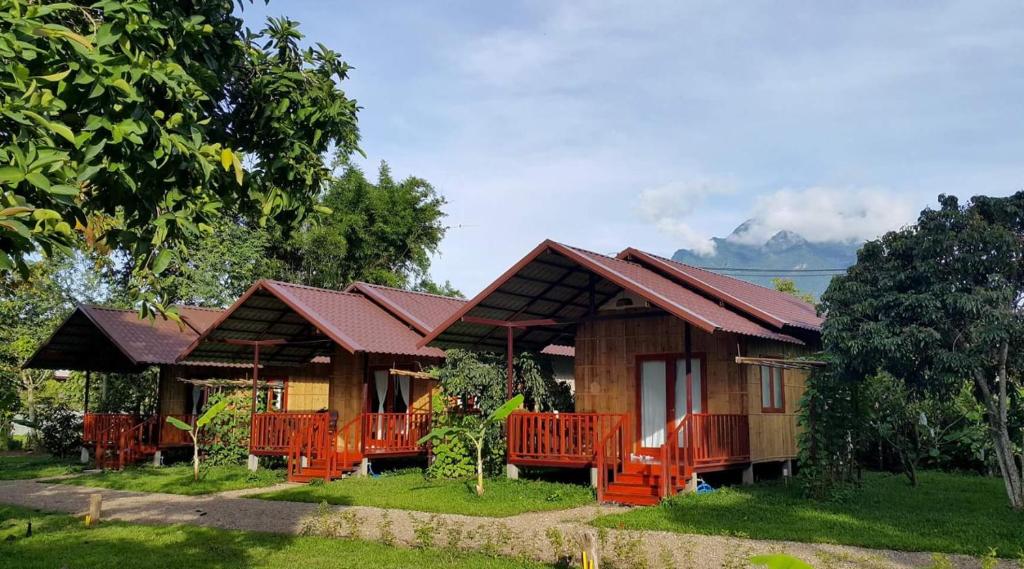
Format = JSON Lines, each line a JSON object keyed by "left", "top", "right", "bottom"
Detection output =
{"left": 734, "top": 356, "right": 826, "bottom": 371}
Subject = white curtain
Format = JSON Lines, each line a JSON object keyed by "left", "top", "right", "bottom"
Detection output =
{"left": 397, "top": 374, "right": 411, "bottom": 435}
{"left": 640, "top": 360, "right": 666, "bottom": 448}
{"left": 675, "top": 358, "right": 702, "bottom": 445}
{"left": 397, "top": 375, "right": 411, "bottom": 408}
{"left": 374, "top": 370, "right": 389, "bottom": 436}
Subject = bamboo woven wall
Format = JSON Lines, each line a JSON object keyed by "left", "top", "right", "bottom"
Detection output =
{"left": 157, "top": 366, "right": 190, "bottom": 415}
{"left": 743, "top": 337, "right": 811, "bottom": 463}
{"left": 574, "top": 315, "right": 745, "bottom": 417}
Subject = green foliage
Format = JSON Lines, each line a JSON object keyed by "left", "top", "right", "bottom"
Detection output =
{"left": 35, "top": 402, "right": 81, "bottom": 457}
{"left": 418, "top": 395, "right": 524, "bottom": 495}
{"left": 596, "top": 471, "right": 1024, "bottom": 557}
{"left": 433, "top": 349, "right": 572, "bottom": 416}
{"left": 0, "top": 1, "right": 360, "bottom": 313}
{"left": 166, "top": 394, "right": 230, "bottom": 480}
{"left": 273, "top": 161, "right": 447, "bottom": 290}
{"left": 771, "top": 278, "right": 816, "bottom": 304}
{"left": 426, "top": 415, "right": 475, "bottom": 479}
{"left": 809, "top": 192, "right": 1024, "bottom": 508}
{"left": 202, "top": 391, "right": 255, "bottom": 466}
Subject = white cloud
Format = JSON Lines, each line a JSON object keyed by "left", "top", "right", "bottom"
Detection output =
{"left": 729, "top": 187, "right": 917, "bottom": 245}
{"left": 636, "top": 180, "right": 734, "bottom": 255}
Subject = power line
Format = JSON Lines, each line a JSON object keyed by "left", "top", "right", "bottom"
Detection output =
{"left": 697, "top": 267, "right": 847, "bottom": 272}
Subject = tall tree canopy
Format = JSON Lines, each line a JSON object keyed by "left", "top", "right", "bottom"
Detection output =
{"left": 817, "top": 193, "right": 1024, "bottom": 509}
{"left": 0, "top": 1, "right": 360, "bottom": 316}
{"left": 273, "top": 161, "right": 447, "bottom": 291}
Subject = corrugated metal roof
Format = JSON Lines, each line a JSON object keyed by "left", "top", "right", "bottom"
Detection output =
{"left": 346, "top": 282, "right": 467, "bottom": 334}
{"left": 420, "top": 240, "right": 805, "bottom": 351}
{"left": 180, "top": 280, "right": 446, "bottom": 366}
{"left": 618, "top": 248, "right": 823, "bottom": 331}
{"left": 24, "top": 304, "right": 227, "bottom": 371}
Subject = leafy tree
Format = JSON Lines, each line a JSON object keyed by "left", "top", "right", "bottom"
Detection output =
{"left": 0, "top": 255, "right": 77, "bottom": 445}
{"left": 419, "top": 395, "right": 523, "bottom": 496}
{"left": 274, "top": 161, "right": 446, "bottom": 290}
{"left": 772, "top": 277, "right": 816, "bottom": 304}
{"left": 818, "top": 193, "right": 1024, "bottom": 509}
{"left": 433, "top": 349, "right": 572, "bottom": 416}
{"left": 0, "top": 1, "right": 360, "bottom": 315}
{"left": 166, "top": 398, "right": 228, "bottom": 481}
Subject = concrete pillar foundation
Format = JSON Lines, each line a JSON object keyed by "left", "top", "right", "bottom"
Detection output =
{"left": 247, "top": 454, "right": 259, "bottom": 472}
{"left": 505, "top": 463, "right": 520, "bottom": 480}
{"left": 742, "top": 464, "right": 754, "bottom": 485}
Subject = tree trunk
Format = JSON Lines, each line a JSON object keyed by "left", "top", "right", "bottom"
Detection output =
{"left": 973, "top": 359, "right": 1024, "bottom": 511}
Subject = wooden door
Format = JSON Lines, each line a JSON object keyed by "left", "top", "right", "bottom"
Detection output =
{"left": 635, "top": 354, "right": 705, "bottom": 455}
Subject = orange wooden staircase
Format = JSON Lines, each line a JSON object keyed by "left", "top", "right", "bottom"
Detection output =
{"left": 87, "top": 413, "right": 195, "bottom": 470}
{"left": 286, "top": 413, "right": 363, "bottom": 482}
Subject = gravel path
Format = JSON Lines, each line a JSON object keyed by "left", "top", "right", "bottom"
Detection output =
{"left": 0, "top": 479, "right": 1010, "bottom": 568}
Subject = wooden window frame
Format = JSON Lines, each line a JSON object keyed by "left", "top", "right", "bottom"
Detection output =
{"left": 760, "top": 366, "right": 785, "bottom": 413}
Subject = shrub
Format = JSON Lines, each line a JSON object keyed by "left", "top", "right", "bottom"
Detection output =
{"left": 202, "top": 391, "right": 254, "bottom": 466}
{"left": 427, "top": 416, "right": 475, "bottom": 479}
{"left": 36, "top": 403, "right": 82, "bottom": 457}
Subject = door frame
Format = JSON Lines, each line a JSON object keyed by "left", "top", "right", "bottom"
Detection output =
{"left": 633, "top": 352, "right": 709, "bottom": 455}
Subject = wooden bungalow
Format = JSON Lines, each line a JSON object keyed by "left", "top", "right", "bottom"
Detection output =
{"left": 418, "top": 240, "right": 823, "bottom": 506}
{"left": 23, "top": 304, "right": 253, "bottom": 468}
{"left": 176, "top": 280, "right": 471, "bottom": 481}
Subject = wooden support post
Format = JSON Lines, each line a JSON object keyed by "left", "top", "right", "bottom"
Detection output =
{"left": 83, "top": 370, "right": 90, "bottom": 414}
{"left": 506, "top": 326, "right": 514, "bottom": 399}
{"left": 86, "top": 493, "right": 102, "bottom": 526}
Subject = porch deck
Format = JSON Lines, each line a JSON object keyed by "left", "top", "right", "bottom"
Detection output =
{"left": 249, "top": 411, "right": 433, "bottom": 459}
{"left": 507, "top": 411, "right": 750, "bottom": 472}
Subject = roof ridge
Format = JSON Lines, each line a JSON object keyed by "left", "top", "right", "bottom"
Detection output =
{"left": 558, "top": 242, "right": 644, "bottom": 267}
{"left": 266, "top": 279, "right": 364, "bottom": 298}
{"left": 651, "top": 251, "right": 818, "bottom": 309}
{"left": 176, "top": 305, "right": 224, "bottom": 312}
{"left": 357, "top": 282, "right": 466, "bottom": 302}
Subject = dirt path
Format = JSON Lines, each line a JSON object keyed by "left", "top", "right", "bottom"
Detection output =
{"left": 0, "top": 479, "right": 1008, "bottom": 568}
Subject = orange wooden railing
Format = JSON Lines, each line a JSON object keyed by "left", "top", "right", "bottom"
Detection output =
{"left": 690, "top": 413, "right": 749, "bottom": 465}
{"left": 660, "top": 413, "right": 750, "bottom": 498}
{"left": 287, "top": 413, "right": 336, "bottom": 482}
{"left": 507, "top": 412, "right": 627, "bottom": 466}
{"left": 594, "top": 415, "right": 628, "bottom": 503}
{"left": 251, "top": 412, "right": 327, "bottom": 456}
{"left": 84, "top": 413, "right": 137, "bottom": 444}
{"left": 337, "top": 414, "right": 363, "bottom": 466}
{"left": 158, "top": 414, "right": 196, "bottom": 446}
{"left": 362, "top": 412, "right": 431, "bottom": 455}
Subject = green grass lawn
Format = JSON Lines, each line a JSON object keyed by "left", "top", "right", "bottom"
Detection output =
{"left": 58, "top": 464, "right": 285, "bottom": 495}
{"left": 253, "top": 470, "right": 594, "bottom": 517}
{"left": 0, "top": 453, "right": 82, "bottom": 480}
{"left": 0, "top": 505, "right": 553, "bottom": 569}
{"left": 595, "top": 470, "right": 1024, "bottom": 557}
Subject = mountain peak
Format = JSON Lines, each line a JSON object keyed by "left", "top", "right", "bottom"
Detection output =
{"left": 671, "top": 222, "right": 858, "bottom": 298}
{"left": 764, "top": 230, "right": 807, "bottom": 251}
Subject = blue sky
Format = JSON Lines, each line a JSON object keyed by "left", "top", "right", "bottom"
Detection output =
{"left": 240, "top": 1, "right": 1024, "bottom": 295}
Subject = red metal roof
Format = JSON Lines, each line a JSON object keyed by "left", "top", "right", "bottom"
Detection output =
{"left": 420, "top": 240, "right": 805, "bottom": 351}
{"left": 618, "top": 248, "right": 823, "bottom": 331}
{"left": 346, "top": 282, "right": 468, "bottom": 334}
{"left": 180, "top": 280, "right": 447, "bottom": 365}
{"left": 25, "top": 305, "right": 226, "bottom": 371}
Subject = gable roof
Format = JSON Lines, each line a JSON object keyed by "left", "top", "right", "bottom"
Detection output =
{"left": 180, "top": 280, "right": 446, "bottom": 366}
{"left": 345, "top": 282, "right": 468, "bottom": 335}
{"left": 419, "top": 240, "right": 804, "bottom": 352}
{"left": 24, "top": 305, "right": 224, "bottom": 372}
{"left": 618, "top": 248, "right": 823, "bottom": 332}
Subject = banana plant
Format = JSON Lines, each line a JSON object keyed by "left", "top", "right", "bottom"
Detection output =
{"left": 419, "top": 394, "right": 524, "bottom": 496}
{"left": 166, "top": 399, "right": 228, "bottom": 481}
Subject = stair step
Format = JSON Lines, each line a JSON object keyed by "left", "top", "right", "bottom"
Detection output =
{"left": 602, "top": 492, "right": 661, "bottom": 506}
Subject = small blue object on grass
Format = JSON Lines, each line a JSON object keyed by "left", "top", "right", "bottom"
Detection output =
{"left": 696, "top": 479, "right": 714, "bottom": 494}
